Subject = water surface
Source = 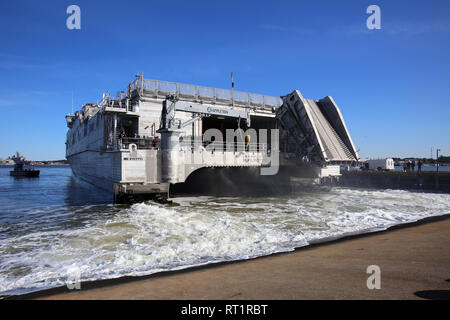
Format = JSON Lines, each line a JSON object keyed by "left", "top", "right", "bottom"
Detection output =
{"left": 0, "top": 166, "right": 449, "bottom": 297}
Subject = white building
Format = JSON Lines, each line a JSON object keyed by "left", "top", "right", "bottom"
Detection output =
{"left": 366, "top": 158, "right": 395, "bottom": 170}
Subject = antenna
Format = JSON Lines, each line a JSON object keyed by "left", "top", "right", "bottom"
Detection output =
{"left": 71, "top": 90, "right": 74, "bottom": 115}
{"left": 231, "top": 72, "right": 234, "bottom": 108}
{"left": 231, "top": 72, "right": 234, "bottom": 89}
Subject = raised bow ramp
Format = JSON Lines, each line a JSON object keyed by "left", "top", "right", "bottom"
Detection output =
{"left": 276, "top": 90, "right": 359, "bottom": 164}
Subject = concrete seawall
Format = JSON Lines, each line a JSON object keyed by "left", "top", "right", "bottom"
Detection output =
{"left": 339, "top": 170, "right": 450, "bottom": 193}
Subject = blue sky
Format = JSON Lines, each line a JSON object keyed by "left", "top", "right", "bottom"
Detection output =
{"left": 0, "top": 0, "right": 449, "bottom": 160}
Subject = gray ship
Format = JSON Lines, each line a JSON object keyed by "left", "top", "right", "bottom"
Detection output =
{"left": 65, "top": 74, "right": 358, "bottom": 202}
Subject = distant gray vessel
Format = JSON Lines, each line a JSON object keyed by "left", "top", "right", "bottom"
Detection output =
{"left": 65, "top": 74, "right": 358, "bottom": 203}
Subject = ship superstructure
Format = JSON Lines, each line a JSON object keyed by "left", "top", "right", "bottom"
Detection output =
{"left": 66, "top": 74, "right": 358, "bottom": 202}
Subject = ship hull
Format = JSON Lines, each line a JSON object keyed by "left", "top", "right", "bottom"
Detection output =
{"left": 67, "top": 151, "right": 121, "bottom": 193}
{"left": 67, "top": 150, "right": 169, "bottom": 203}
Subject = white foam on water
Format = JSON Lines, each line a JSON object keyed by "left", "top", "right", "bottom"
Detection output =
{"left": 0, "top": 188, "right": 449, "bottom": 296}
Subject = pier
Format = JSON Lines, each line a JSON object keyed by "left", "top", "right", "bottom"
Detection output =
{"left": 339, "top": 170, "right": 450, "bottom": 193}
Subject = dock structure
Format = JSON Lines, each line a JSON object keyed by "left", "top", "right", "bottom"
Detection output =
{"left": 339, "top": 170, "right": 450, "bottom": 193}
{"left": 65, "top": 75, "right": 359, "bottom": 203}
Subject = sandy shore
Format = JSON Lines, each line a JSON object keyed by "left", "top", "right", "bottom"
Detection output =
{"left": 22, "top": 215, "right": 450, "bottom": 300}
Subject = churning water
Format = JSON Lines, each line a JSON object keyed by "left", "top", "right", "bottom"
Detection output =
{"left": 0, "top": 166, "right": 449, "bottom": 297}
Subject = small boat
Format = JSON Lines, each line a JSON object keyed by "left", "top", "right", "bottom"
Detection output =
{"left": 10, "top": 163, "right": 40, "bottom": 177}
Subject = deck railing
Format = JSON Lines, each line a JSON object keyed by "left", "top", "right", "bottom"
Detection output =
{"left": 120, "top": 137, "right": 156, "bottom": 150}
{"left": 130, "top": 77, "right": 282, "bottom": 109}
{"left": 180, "top": 140, "right": 267, "bottom": 153}
{"left": 116, "top": 136, "right": 267, "bottom": 153}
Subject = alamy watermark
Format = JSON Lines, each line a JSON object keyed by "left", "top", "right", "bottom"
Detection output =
{"left": 66, "top": 5, "right": 81, "bottom": 30}
{"left": 66, "top": 266, "right": 81, "bottom": 290}
{"left": 366, "top": 265, "right": 381, "bottom": 289}
{"left": 366, "top": 5, "right": 381, "bottom": 30}
{"left": 155, "top": 128, "right": 280, "bottom": 176}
